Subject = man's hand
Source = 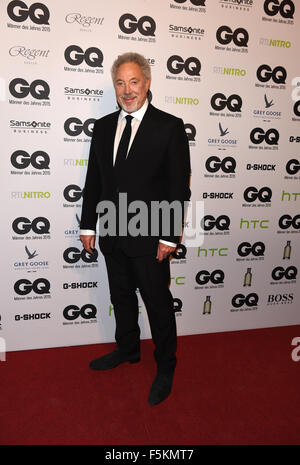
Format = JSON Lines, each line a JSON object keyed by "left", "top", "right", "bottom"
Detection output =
{"left": 156, "top": 242, "right": 176, "bottom": 262}
{"left": 80, "top": 235, "right": 95, "bottom": 254}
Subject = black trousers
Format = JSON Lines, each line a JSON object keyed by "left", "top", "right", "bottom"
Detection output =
{"left": 104, "top": 240, "right": 177, "bottom": 373}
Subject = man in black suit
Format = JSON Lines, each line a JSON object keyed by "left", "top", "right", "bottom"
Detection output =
{"left": 80, "top": 52, "right": 190, "bottom": 405}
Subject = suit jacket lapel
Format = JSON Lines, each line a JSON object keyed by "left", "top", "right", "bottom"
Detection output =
{"left": 126, "top": 104, "right": 156, "bottom": 162}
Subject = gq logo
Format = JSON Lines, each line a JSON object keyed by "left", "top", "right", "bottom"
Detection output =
{"left": 12, "top": 217, "right": 50, "bottom": 235}
{"left": 206, "top": 156, "right": 236, "bottom": 174}
{"left": 119, "top": 14, "right": 156, "bottom": 36}
{"left": 263, "top": 0, "right": 295, "bottom": 18}
{"left": 243, "top": 187, "right": 272, "bottom": 203}
{"left": 64, "top": 117, "right": 95, "bottom": 137}
{"left": 64, "top": 46, "right": 103, "bottom": 68}
{"left": 250, "top": 128, "right": 279, "bottom": 145}
{"left": 173, "top": 298, "right": 183, "bottom": 313}
{"left": 9, "top": 78, "right": 50, "bottom": 100}
{"left": 201, "top": 215, "right": 230, "bottom": 231}
{"left": 184, "top": 124, "right": 196, "bottom": 142}
{"left": 63, "top": 304, "right": 97, "bottom": 321}
{"left": 293, "top": 101, "right": 300, "bottom": 117}
{"left": 14, "top": 278, "right": 50, "bottom": 295}
{"left": 195, "top": 270, "right": 224, "bottom": 285}
{"left": 167, "top": 56, "right": 201, "bottom": 76}
{"left": 256, "top": 65, "right": 287, "bottom": 84}
{"left": 286, "top": 159, "right": 300, "bottom": 175}
{"left": 11, "top": 150, "right": 50, "bottom": 170}
{"left": 171, "top": 244, "right": 187, "bottom": 260}
{"left": 63, "top": 185, "right": 83, "bottom": 203}
{"left": 237, "top": 241, "right": 265, "bottom": 257}
{"left": 7, "top": 0, "right": 50, "bottom": 24}
{"left": 216, "top": 26, "right": 249, "bottom": 47}
{"left": 278, "top": 214, "right": 300, "bottom": 229}
{"left": 272, "top": 266, "right": 297, "bottom": 280}
{"left": 211, "top": 93, "right": 242, "bottom": 112}
{"left": 232, "top": 293, "right": 259, "bottom": 308}
{"left": 174, "top": 0, "right": 206, "bottom": 4}
{"left": 63, "top": 247, "right": 98, "bottom": 264}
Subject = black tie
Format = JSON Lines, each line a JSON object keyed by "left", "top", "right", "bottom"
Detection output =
{"left": 114, "top": 115, "right": 133, "bottom": 172}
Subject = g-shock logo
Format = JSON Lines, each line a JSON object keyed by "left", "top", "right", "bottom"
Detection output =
{"left": 7, "top": 1, "right": 50, "bottom": 24}
{"left": 167, "top": 56, "right": 201, "bottom": 76}
{"left": 12, "top": 217, "right": 50, "bottom": 235}
{"left": 11, "top": 150, "right": 50, "bottom": 169}
{"left": 250, "top": 128, "right": 279, "bottom": 145}
{"left": 119, "top": 14, "right": 156, "bottom": 36}
{"left": 64, "top": 118, "right": 95, "bottom": 137}
{"left": 9, "top": 78, "right": 50, "bottom": 100}
{"left": 211, "top": 93, "right": 242, "bottom": 112}
{"left": 64, "top": 45, "right": 103, "bottom": 68}
{"left": 256, "top": 65, "right": 287, "bottom": 84}
{"left": 216, "top": 26, "right": 249, "bottom": 47}
{"left": 14, "top": 278, "right": 50, "bottom": 295}
{"left": 263, "top": 0, "right": 294, "bottom": 19}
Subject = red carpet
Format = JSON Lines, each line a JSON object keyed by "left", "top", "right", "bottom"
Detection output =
{"left": 1, "top": 325, "right": 300, "bottom": 445}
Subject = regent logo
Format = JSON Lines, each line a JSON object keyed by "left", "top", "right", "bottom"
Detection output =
{"left": 256, "top": 65, "right": 287, "bottom": 84}
{"left": 263, "top": 0, "right": 295, "bottom": 19}
{"left": 250, "top": 128, "right": 279, "bottom": 145}
{"left": 205, "top": 156, "right": 236, "bottom": 174}
{"left": 167, "top": 56, "right": 201, "bottom": 76}
{"left": 237, "top": 241, "right": 265, "bottom": 257}
{"left": 11, "top": 150, "right": 50, "bottom": 170}
{"left": 7, "top": 1, "right": 50, "bottom": 24}
{"left": 243, "top": 186, "right": 272, "bottom": 203}
{"left": 201, "top": 215, "right": 230, "bottom": 231}
{"left": 9, "top": 46, "right": 50, "bottom": 61}
{"left": 231, "top": 293, "right": 259, "bottom": 308}
{"left": 278, "top": 214, "right": 300, "bottom": 229}
{"left": 64, "top": 45, "right": 103, "bottom": 68}
{"left": 14, "top": 278, "right": 50, "bottom": 296}
{"left": 272, "top": 266, "right": 297, "bottom": 280}
{"left": 12, "top": 217, "right": 50, "bottom": 235}
{"left": 63, "top": 247, "right": 98, "bottom": 264}
{"left": 286, "top": 159, "right": 300, "bottom": 175}
{"left": 211, "top": 93, "right": 242, "bottom": 112}
{"left": 63, "top": 185, "right": 83, "bottom": 203}
{"left": 63, "top": 304, "right": 97, "bottom": 321}
{"left": 9, "top": 78, "right": 50, "bottom": 100}
{"left": 65, "top": 13, "right": 104, "bottom": 28}
{"left": 216, "top": 26, "right": 249, "bottom": 47}
{"left": 195, "top": 270, "right": 224, "bottom": 285}
{"left": 64, "top": 117, "right": 95, "bottom": 137}
{"left": 119, "top": 14, "right": 156, "bottom": 36}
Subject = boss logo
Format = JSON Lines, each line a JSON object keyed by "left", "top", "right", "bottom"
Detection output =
{"left": 7, "top": 0, "right": 50, "bottom": 24}
{"left": 63, "top": 247, "right": 98, "bottom": 264}
{"left": 286, "top": 159, "right": 300, "bottom": 175}
{"left": 211, "top": 93, "right": 242, "bottom": 112}
{"left": 63, "top": 304, "right": 97, "bottom": 321}
{"left": 64, "top": 45, "right": 103, "bottom": 68}
{"left": 271, "top": 266, "right": 297, "bottom": 280}
{"left": 63, "top": 185, "right": 83, "bottom": 203}
{"left": 64, "top": 117, "right": 95, "bottom": 137}
{"left": 216, "top": 26, "right": 249, "bottom": 47}
{"left": 195, "top": 270, "right": 224, "bottom": 285}
{"left": 278, "top": 214, "right": 300, "bottom": 229}
{"left": 201, "top": 215, "right": 230, "bottom": 231}
{"left": 237, "top": 241, "right": 265, "bottom": 257}
{"left": 256, "top": 65, "right": 286, "bottom": 84}
{"left": 263, "top": 0, "right": 295, "bottom": 19}
{"left": 232, "top": 293, "right": 259, "bottom": 308}
{"left": 250, "top": 128, "right": 279, "bottom": 145}
{"left": 119, "top": 14, "right": 156, "bottom": 36}
{"left": 268, "top": 293, "right": 294, "bottom": 304}
{"left": 171, "top": 244, "right": 187, "bottom": 260}
{"left": 9, "top": 78, "right": 50, "bottom": 100}
{"left": 11, "top": 150, "right": 50, "bottom": 170}
{"left": 14, "top": 278, "right": 50, "bottom": 295}
{"left": 12, "top": 217, "right": 50, "bottom": 235}
{"left": 206, "top": 156, "right": 236, "bottom": 174}
{"left": 167, "top": 56, "right": 201, "bottom": 76}
{"left": 243, "top": 187, "right": 272, "bottom": 203}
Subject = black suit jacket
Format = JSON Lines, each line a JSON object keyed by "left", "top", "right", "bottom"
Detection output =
{"left": 80, "top": 103, "right": 191, "bottom": 257}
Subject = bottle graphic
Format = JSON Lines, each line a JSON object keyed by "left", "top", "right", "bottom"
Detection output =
{"left": 243, "top": 268, "right": 252, "bottom": 287}
{"left": 203, "top": 296, "right": 211, "bottom": 315}
{"left": 283, "top": 241, "right": 291, "bottom": 259}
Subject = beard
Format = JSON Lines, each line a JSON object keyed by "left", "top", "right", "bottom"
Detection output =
{"left": 119, "top": 94, "right": 139, "bottom": 113}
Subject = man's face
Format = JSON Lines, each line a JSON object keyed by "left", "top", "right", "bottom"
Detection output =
{"left": 114, "top": 61, "right": 150, "bottom": 113}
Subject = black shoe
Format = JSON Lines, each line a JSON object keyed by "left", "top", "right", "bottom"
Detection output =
{"left": 148, "top": 371, "right": 174, "bottom": 406}
{"left": 89, "top": 350, "right": 140, "bottom": 370}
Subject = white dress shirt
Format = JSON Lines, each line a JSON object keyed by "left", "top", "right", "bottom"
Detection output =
{"left": 80, "top": 99, "right": 176, "bottom": 247}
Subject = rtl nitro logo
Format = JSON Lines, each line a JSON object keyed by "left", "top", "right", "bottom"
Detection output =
{"left": 167, "top": 56, "right": 201, "bottom": 76}
{"left": 237, "top": 241, "right": 265, "bottom": 257}
{"left": 263, "top": 0, "right": 295, "bottom": 18}
{"left": 243, "top": 186, "right": 272, "bottom": 203}
{"left": 250, "top": 128, "right": 279, "bottom": 145}
{"left": 216, "top": 26, "right": 249, "bottom": 47}
{"left": 63, "top": 185, "right": 83, "bottom": 203}
{"left": 286, "top": 159, "right": 300, "bottom": 175}
{"left": 231, "top": 293, "right": 259, "bottom": 308}
{"left": 278, "top": 214, "right": 300, "bottom": 230}
{"left": 63, "top": 247, "right": 98, "bottom": 264}
{"left": 9, "top": 78, "right": 50, "bottom": 100}
{"left": 63, "top": 304, "right": 97, "bottom": 321}
{"left": 205, "top": 156, "right": 236, "bottom": 174}
{"left": 119, "top": 14, "right": 156, "bottom": 36}
{"left": 64, "top": 46, "right": 103, "bottom": 68}
{"left": 7, "top": 1, "right": 50, "bottom": 24}
{"left": 271, "top": 266, "right": 297, "bottom": 281}
{"left": 256, "top": 65, "right": 287, "bottom": 84}
{"left": 11, "top": 150, "right": 50, "bottom": 170}
{"left": 14, "top": 278, "right": 50, "bottom": 295}
{"left": 211, "top": 93, "right": 242, "bottom": 113}
{"left": 201, "top": 215, "right": 230, "bottom": 231}
{"left": 64, "top": 118, "right": 95, "bottom": 137}
{"left": 12, "top": 217, "right": 50, "bottom": 235}
{"left": 195, "top": 269, "right": 224, "bottom": 285}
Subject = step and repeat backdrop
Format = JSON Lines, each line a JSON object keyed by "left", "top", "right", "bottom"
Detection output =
{"left": 1, "top": 0, "right": 300, "bottom": 351}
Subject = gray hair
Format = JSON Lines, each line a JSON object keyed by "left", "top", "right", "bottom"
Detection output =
{"left": 111, "top": 52, "right": 151, "bottom": 82}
